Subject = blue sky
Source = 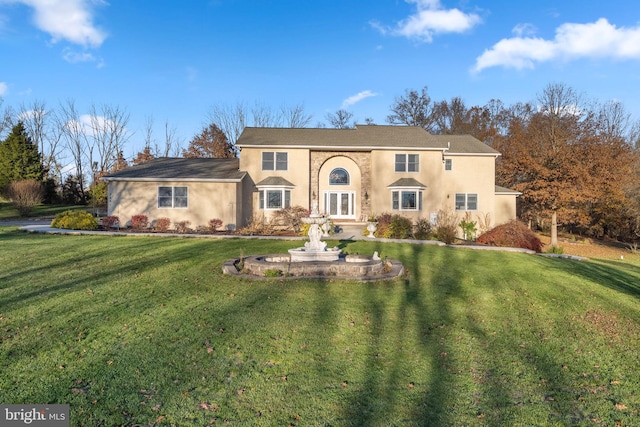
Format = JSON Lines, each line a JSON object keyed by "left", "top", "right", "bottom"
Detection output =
{"left": 1, "top": 0, "right": 640, "bottom": 157}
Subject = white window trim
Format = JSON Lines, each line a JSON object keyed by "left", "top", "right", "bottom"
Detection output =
{"left": 391, "top": 188, "right": 423, "bottom": 211}
{"left": 257, "top": 187, "right": 292, "bottom": 210}
{"left": 157, "top": 186, "right": 189, "bottom": 209}
{"left": 395, "top": 153, "right": 419, "bottom": 173}
{"left": 262, "top": 151, "right": 288, "bottom": 171}
{"left": 455, "top": 193, "right": 478, "bottom": 211}
{"left": 329, "top": 168, "right": 350, "bottom": 185}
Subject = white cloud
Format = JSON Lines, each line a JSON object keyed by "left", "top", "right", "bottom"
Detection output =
{"left": 341, "top": 90, "right": 378, "bottom": 109}
{"left": 473, "top": 18, "right": 640, "bottom": 73}
{"left": 0, "top": 82, "right": 7, "bottom": 96}
{"left": 62, "top": 47, "right": 105, "bottom": 67}
{"left": 5, "top": 0, "right": 106, "bottom": 47}
{"left": 512, "top": 23, "right": 536, "bottom": 37}
{"left": 374, "top": 0, "right": 481, "bottom": 42}
{"left": 63, "top": 47, "right": 95, "bottom": 63}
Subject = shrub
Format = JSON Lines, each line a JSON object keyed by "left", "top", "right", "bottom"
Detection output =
{"left": 389, "top": 215, "right": 413, "bottom": 239}
{"left": 237, "top": 215, "right": 274, "bottom": 235}
{"left": 459, "top": 214, "right": 478, "bottom": 241}
{"left": 4, "top": 179, "right": 44, "bottom": 216}
{"left": 154, "top": 217, "right": 171, "bottom": 232}
{"left": 87, "top": 180, "right": 107, "bottom": 207}
{"left": 130, "top": 215, "right": 149, "bottom": 230}
{"left": 374, "top": 213, "right": 393, "bottom": 238}
{"left": 51, "top": 210, "right": 98, "bottom": 230}
{"left": 208, "top": 218, "right": 223, "bottom": 232}
{"left": 477, "top": 220, "right": 543, "bottom": 252}
{"left": 413, "top": 217, "right": 433, "bottom": 240}
{"left": 435, "top": 208, "right": 458, "bottom": 244}
{"left": 270, "top": 206, "right": 310, "bottom": 233}
{"left": 175, "top": 220, "right": 192, "bottom": 233}
{"left": 546, "top": 245, "right": 564, "bottom": 254}
{"left": 101, "top": 215, "right": 119, "bottom": 229}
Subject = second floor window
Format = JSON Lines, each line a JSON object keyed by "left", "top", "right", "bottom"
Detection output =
{"left": 395, "top": 154, "right": 419, "bottom": 172}
{"left": 262, "top": 152, "right": 288, "bottom": 171}
{"left": 329, "top": 168, "right": 349, "bottom": 185}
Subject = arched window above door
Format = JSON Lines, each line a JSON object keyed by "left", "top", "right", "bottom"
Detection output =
{"left": 329, "top": 168, "right": 349, "bottom": 185}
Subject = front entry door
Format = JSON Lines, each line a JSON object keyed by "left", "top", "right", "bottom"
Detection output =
{"left": 324, "top": 191, "right": 355, "bottom": 219}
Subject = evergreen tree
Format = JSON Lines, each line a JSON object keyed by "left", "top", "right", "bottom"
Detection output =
{"left": 0, "top": 122, "right": 44, "bottom": 191}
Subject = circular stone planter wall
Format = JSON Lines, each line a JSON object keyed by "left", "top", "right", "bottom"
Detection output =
{"left": 222, "top": 253, "right": 404, "bottom": 281}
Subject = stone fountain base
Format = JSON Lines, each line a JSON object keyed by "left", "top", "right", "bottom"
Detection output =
{"left": 288, "top": 246, "right": 341, "bottom": 262}
{"left": 222, "top": 253, "right": 404, "bottom": 281}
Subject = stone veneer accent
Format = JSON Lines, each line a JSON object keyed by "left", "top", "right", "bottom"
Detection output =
{"left": 309, "top": 151, "right": 372, "bottom": 220}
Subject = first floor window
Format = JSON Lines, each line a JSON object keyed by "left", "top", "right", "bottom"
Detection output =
{"left": 455, "top": 193, "right": 478, "bottom": 211}
{"left": 158, "top": 186, "right": 188, "bottom": 208}
{"left": 259, "top": 188, "right": 291, "bottom": 210}
{"left": 392, "top": 190, "right": 423, "bottom": 211}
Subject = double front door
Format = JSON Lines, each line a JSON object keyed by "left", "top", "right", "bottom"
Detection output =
{"left": 323, "top": 191, "right": 355, "bottom": 219}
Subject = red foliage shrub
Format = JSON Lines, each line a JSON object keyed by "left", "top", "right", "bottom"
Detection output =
{"left": 154, "top": 217, "right": 171, "bottom": 232}
{"left": 175, "top": 220, "right": 191, "bottom": 233}
{"left": 131, "top": 214, "right": 149, "bottom": 230}
{"left": 208, "top": 218, "right": 223, "bottom": 232}
{"left": 477, "top": 220, "right": 543, "bottom": 252}
{"left": 101, "top": 215, "right": 119, "bottom": 229}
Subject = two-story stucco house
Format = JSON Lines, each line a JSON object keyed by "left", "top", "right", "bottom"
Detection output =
{"left": 104, "top": 125, "right": 519, "bottom": 232}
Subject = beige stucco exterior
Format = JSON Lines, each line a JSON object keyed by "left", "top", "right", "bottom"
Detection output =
{"left": 238, "top": 144, "right": 516, "bottom": 232}
{"left": 107, "top": 180, "right": 242, "bottom": 230}
{"left": 105, "top": 126, "right": 519, "bottom": 234}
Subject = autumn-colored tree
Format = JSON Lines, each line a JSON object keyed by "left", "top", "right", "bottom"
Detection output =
{"left": 494, "top": 83, "right": 640, "bottom": 242}
{"left": 182, "top": 123, "right": 235, "bottom": 158}
{"left": 132, "top": 146, "right": 155, "bottom": 165}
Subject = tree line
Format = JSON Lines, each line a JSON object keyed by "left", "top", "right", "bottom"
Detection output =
{"left": 1, "top": 83, "right": 639, "bottom": 241}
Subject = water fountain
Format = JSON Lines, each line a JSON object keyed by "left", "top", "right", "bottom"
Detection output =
{"left": 222, "top": 202, "right": 404, "bottom": 280}
{"left": 288, "top": 202, "right": 341, "bottom": 262}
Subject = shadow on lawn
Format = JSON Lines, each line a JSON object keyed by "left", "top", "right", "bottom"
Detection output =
{"left": 561, "top": 258, "right": 640, "bottom": 299}
{"left": 334, "top": 244, "right": 603, "bottom": 426}
{"left": 7, "top": 232, "right": 638, "bottom": 425}
{"left": 335, "top": 243, "right": 469, "bottom": 425}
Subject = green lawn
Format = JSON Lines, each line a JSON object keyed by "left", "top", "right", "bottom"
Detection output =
{"left": 1, "top": 227, "right": 640, "bottom": 426}
{"left": 0, "top": 202, "right": 90, "bottom": 220}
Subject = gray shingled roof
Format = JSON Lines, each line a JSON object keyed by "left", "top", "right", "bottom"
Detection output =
{"left": 255, "top": 176, "right": 295, "bottom": 187}
{"left": 103, "top": 158, "right": 246, "bottom": 181}
{"left": 495, "top": 185, "right": 522, "bottom": 195}
{"left": 237, "top": 125, "right": 499, "bottom": 155}
{"left": 387, "top": 178, "right": 427, "bottom": 188}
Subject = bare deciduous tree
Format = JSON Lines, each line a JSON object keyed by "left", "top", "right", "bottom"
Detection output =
{"left": 0, "top": 98, "right": 15, "bottom": 140}
{"left": 55, "top": 99, "right": 88, "bottom": 201}
{"left": 208, "top": 102, "right": 247, "bottom": 146}
{"left": 325, "top": 109, "right": 354, "bottom": 129}
{"left": 386, "top": 86, "right": 437, "bottom": 132}
{"left": 18, "top": 99, "right": 63, "bottom": 177}
{"left": 87, "top": 103, "right": 131, "bottom": 179}
{"left": 280, "top": 103, "right": 312, "bottom": 128}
